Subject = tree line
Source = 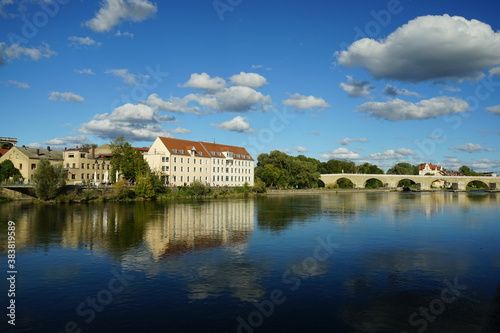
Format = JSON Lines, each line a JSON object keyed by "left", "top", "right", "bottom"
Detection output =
{"left": 254, "top": 151, "right": 484, "bottom": 189}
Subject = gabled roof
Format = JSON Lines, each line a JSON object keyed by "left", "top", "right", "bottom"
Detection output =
{"left": 419, "top": 163, "right": 442, "bottom": 171}
{"left": 14, "top": 146, "right": 63, "bottom": 160}
{"left": 158, "top": 137, "right": 209, "bottom": 157}
{"left": 155, "top": 137, "right": 253, "bottom": 160}
{"left": 200, "top": 141, "right": 254, "bottom": 160}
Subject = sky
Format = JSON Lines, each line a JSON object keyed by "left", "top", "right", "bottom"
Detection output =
{"left": 1, "top": 0, "right": 500, "bottom": 172}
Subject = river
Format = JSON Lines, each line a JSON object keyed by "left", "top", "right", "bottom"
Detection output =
{"left": 1, "top": 191, "right": 499, "bottom": 332}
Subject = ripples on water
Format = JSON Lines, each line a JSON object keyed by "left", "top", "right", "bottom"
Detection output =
{"left": 1, "top": 192, "right": 499, "bottom": 332}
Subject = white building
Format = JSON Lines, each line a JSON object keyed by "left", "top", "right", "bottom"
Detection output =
{"left": 145, "top": 137, "right": 254, "bottom": 187}
{"left": 418, "top": 163, "right": 443, "bottom": 176}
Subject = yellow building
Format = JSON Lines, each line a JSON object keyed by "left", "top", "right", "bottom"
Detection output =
{"left": 63, "top": 147, "right": 112, "bottom": 185}
{"left": 145, "top": 137, "right": 254, "bottom": 186}
{"left": 0, "top": 146, "right": 63, "bottom": 183}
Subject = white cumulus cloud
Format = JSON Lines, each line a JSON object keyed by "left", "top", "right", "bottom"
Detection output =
{"left": 142, "top": 93, "right": 203, "bottom": 114}
{"left": 182, "top": 72, "right": 226, "bottom": 92}
{"left": 80, "top": 103, "right": 176, "bottom": 141}
{"left": 356, "top": 97, "right": 469, "bottom": 121}
{"left": 2, "top": 80, "right": 29, "bottom": 88}
{"left": 105, "top": 68, "right": 149, "bottom": 86}
{"left": 84, "top": 0, "right": 157, "bottom": 32}
{"left": 383, "top": 84, "right": 421, "bottom": 97}
{"left": 339, "top": 75, "right": 374, "bottom": 97}
{"left": 320, "top": 147, "right": 361, "bottom": 160}
{"left": 449, "top": 143, "right": 493, "bottom": 153}
{"left": 366, "top": 148, "right": 417, "bottom": 160}
{"left": 336, "top": 15, "right": 500, "bottom": 82}
{"left": 2, "top": 42, "right": 56, "bottom": 62}
{"left": 229, "top": 72, "right": 268, "bottom": 88}
{"left": 282, "top": 93, "right": 330, "bottom": 110}
{"left": 49, "top": 91, "right": 85, "bottom": 103}
{"left": 486, "top": 105, "right": 500, "bottom": 115}
{"left": 337, "top": 137, "right": 368, "bottom": 146}
{"left": 211, "top": 116, "right": 254, "bottom": 133}
{"left": 68, "top": 36, "right": 101, "bottom": 48}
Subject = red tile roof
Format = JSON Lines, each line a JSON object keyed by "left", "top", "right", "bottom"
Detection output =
{"left": 419, "top": 163, "right": 442, "bottom": 171}
{"left": 0, "top": 148, "right": 9, "bottom": 157}
{"left": 157, "top": 137, "right": 253, "bottom": 160}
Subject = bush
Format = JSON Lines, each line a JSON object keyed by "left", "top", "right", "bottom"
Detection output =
{"left": 113, "top": 180, "right": 135, "bottom": 200}
{"left": 189, "top": 181, "right": 211, "bottom": 197}
{"left": 252, "top": 178, "right": 267, "bottom": 194}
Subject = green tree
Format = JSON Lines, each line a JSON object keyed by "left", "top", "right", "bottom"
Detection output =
{"left": 256, "top": 164, "right": 286, "bottom": 187}
{"left": 387, "top": 162, "right": 417, "bottom": 175}
{"left": 135, "top": 171, "right": 166, "bottom": 199}
{"left": 32, "top": 159, "right": 67, "bottom": 200}
{"left": 0, "top": 160, "right": 22, "bottom": 182}
{"left": 255, "top": 150, "right": 321, "bottom": 188}
{"left": 110, "top": 136, "right": 149, "bottom": 182}
{"left": 459, "top": 165, "right": 477, "bottom": 176}
{"left": 357, "top": 162, "right": 384, "bottom": 174}
{"left": 81, "top": 143, "right": 98, "bottom": 149}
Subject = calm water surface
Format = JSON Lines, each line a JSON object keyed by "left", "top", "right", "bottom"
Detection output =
{"left": 1, "top": 192, "right": 499, "bottom": 333}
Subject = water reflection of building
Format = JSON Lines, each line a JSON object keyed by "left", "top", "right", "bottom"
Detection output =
{"left": 143, "top": 200, "right": 254, "bottom": 260}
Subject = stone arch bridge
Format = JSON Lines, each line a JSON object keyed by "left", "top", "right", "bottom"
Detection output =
{"left": 320, "top": 173, "right": 500, "bottom": 191}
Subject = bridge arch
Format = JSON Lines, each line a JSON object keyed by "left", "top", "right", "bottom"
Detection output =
{"left": 364, "top": 177, "right": 384, "bottom": 189}
{"left": 465, "top": 179, "right": 489, "bottom": 190}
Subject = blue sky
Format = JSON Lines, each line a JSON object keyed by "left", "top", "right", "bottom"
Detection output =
{"left": 1, "top": 0, "right": 500, "bottom": 171}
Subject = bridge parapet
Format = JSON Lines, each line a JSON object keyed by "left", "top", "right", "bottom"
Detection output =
{"left": 320, "top": 173, "right": 500, "bottom": 191}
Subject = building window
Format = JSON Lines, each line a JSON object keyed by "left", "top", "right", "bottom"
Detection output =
{"left": 187, "top": 158, "right": 190, "bottom": 164}
{"left": 174, "top": 166, "right": 177, "bottom": 172}
{"left": 82, "top": 163, "right": 85, "bottom": 169}
{"left": 187, "top": 167, "right": 190, "bottom": 172}
{"left": 194, "top": 167, "right": 196, "bottom": 172}
{"left": 193, "top": 159, "right": 196, "bottom": 164}
{"left": 81, "top": 174, "right": 84, "bottom": 180}
{"left": 31, "top": 163, "right": 36, "bottom": 170}
{"left": 174, "top": 157, "right": 177, "bottom": 163}
{"left": 80, "top": 153, "right": 86, "bottom": 158}
{"left": 181, "top": 158, "right": 183, "bottom": 163}
{"left": 72, "top": 163, "right": 76, "bottom": 168}
{"left": 226, "top": 176, "right": 229, "bottom": 181}
{"left": 71, "top": 174, "right": 76, "bottom": 180}
{"left": 180, "top": 176, "right": 183, "bottom": 182}
{"left": 68, "top": 154, "right": 74, "bottom": 158}
{"left": 66, "top": 163, "right": 69, "bottom": 168}
{"left": 181, "top": 166, "right": 183, "bottom": 172}
{"left": 173, "top": 175, "right": 176, "bottom": 182}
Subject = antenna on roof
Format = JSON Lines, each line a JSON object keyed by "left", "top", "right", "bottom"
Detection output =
{"left": 213, "top": 138, "right": 215, "bottom": 144}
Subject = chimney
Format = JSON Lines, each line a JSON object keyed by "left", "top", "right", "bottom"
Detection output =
{"left": 91, "top": 147, "right": 95, "bottom": 159}
{"left": 47, "top": 146, "right": 51, "bottom": 152}
{"left": 36, "top": 149, "right": 40, "bottom": 155}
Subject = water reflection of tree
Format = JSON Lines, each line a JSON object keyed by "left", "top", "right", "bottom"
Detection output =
{"left": 256, "top": 196, "right": 324, "bottom": 231}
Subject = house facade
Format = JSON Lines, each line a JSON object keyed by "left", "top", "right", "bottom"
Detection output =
{"left": 63, "top": 147, "right": 112, "bottom": 184}
{"left": 0, "top": 146, "right": 63, "bottom": 183}
{"left": 145, "top": 137, "right": 254, "bottom": 186}
{"left": 418, "top": 163, "right": 443, "bottom": 176}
